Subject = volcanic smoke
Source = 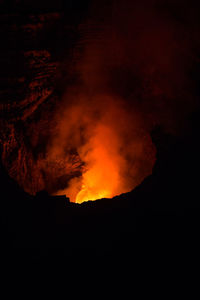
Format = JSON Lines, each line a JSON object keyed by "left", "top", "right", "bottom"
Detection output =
{"left": 50, "top": 94, "right": 156, "bottom": 203}
{"left": 2, "top": 0, "right": 198, "bottom": 203}
{"left": 47, "top": 0, "right": 197, "bottom": 203}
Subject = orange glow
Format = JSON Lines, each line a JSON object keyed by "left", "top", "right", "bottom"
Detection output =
{"left": 75, "top": 125, "right": 123, "bottom": 203}
{"left": 2, "top": 0, "right": 195, "bottom": 200}
{"left": 53, "top": 95, "right": 156, "bottom": 204}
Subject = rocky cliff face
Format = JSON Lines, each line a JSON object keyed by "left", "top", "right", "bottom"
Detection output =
{"left": 0, "top": 1, "right": 84, "bottom": 194}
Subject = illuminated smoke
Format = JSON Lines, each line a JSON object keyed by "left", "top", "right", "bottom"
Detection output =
{"left": 47, "top": 0, "right": 198, "bottom": 203}
{"left": 49, "top": 93, "right": 155, "bottom": 202}
{"left": 3, "top": 0, "right": 198, "bottom": 201}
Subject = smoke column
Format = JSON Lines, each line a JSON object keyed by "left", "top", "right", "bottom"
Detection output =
{"left": 7, "top": 0, "right": 198, "bottom": 201}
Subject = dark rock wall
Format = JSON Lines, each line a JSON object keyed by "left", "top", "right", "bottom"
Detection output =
{"left": 0, "top": 1, "right": 87, "bottom": 194}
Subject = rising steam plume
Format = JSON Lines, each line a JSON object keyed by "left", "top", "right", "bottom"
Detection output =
{"left": 1, "top": 0, "right": 199, "bottom": 203}
{"left": 49, "top": 92, "right": 155, "bottom": 202}
{"left": 47, "top": 0, "right": 198, "bottom": 203}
